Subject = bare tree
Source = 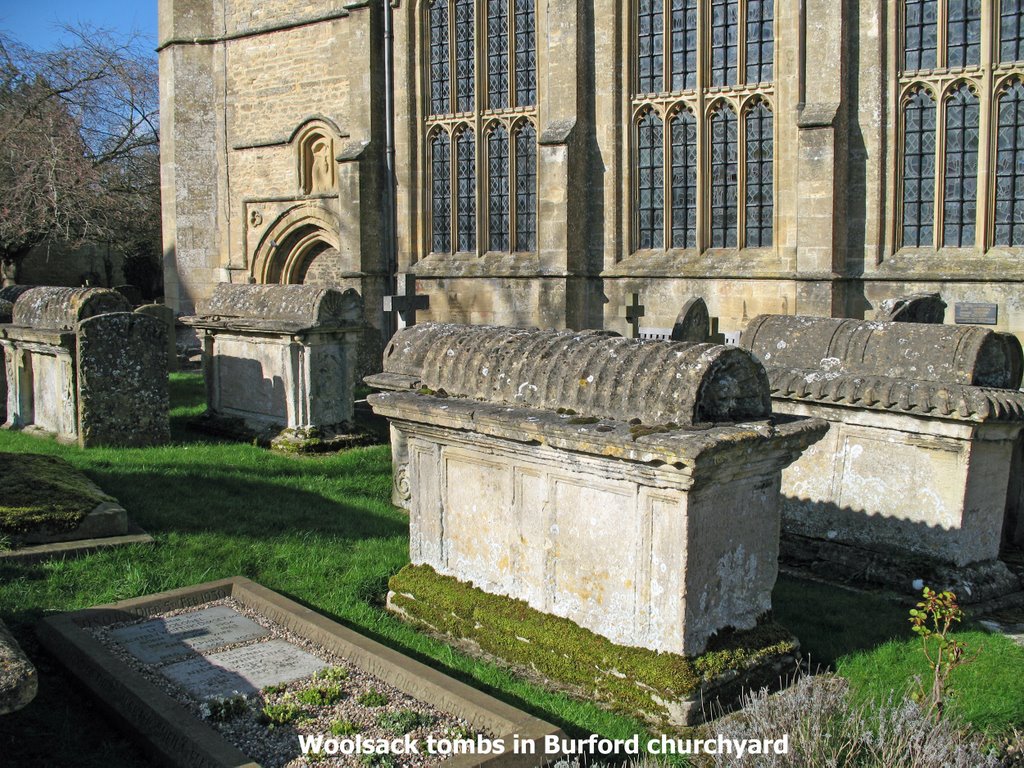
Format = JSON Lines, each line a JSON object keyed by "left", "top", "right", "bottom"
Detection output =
{"left": 0, "top": 26, "right": 159, "bottom": 286}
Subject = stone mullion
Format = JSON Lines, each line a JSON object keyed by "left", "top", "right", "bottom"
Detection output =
{"left": 737, "top": 99, "right": 748, "bottom": 248}
{"left": 737, "top": 0, "right": 747, "bottom": 87}
{"left": 662, "top": 103, "right": 672, "bottom": 248}
{"left": 978, "top": 0, "right": 995, "bottom": 251}
{"left": 509, "top": 117, "right": 518, "bottom": 251}
{"left": 936, "top": 0, "right": 948, "bottom": 70}
{"left": 934, "top": 83, "right": 948, "bottom": 248}
{"left": 695, "top": 0, "right": 708, "bottom": 252}
{"left": 507, "top": 0, "right": 516, "bottom": 108}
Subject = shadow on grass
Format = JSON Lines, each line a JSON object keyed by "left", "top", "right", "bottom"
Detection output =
{"left": 772, "top": 574, "right": 911, "bottom": 667}
{"left": 85, "top": 463, "right": 405, "bottom": 542}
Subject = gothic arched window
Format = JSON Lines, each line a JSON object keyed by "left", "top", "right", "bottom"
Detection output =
{"left": 632, "top": 0, "right": 774, "bottom": 252}
{"left": 424, "top": 0, "right": 538, "bottom": 255}
{"left": 897, "top": 2, "right": 1023, "bottom": 250}
{"left": 637, "top": 110, "right": 665, "bottom": 250}
{"left": 900, "top": 88, "right": 936, "bottom": 248}
{"left": 996, "top": 80, "right": 1024, "bottom": 246}
{"left": 710, "top": 105, "right": 738, "bottom": 248}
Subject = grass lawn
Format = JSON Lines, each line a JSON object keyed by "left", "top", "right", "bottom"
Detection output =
{"left": 0, "top": 372, "right": 1021, "bottom": 765}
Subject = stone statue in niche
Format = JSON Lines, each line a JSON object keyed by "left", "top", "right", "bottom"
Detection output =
{"left": 301, "top": 133, "right": 335, "bottom": 195}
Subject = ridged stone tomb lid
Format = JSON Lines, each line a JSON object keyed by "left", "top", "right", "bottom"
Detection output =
{"left": 11, "top": 287, "right": 129, "bottom": 331}
{"left": 373, "top": 323, "right": 772, "bottom": 426}
{"left": 741, "top": 314, "right": 1021, "bottom": 390}
{"left": 194, "top": 284, "right": 361, "bottom": 330}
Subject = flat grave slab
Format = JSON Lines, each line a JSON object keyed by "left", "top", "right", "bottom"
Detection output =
{"left": 36, "top": 577, "right": 563, "bottom": 768}
{"left": 162, "top": 638, "right": 326, "bottom": 698}
{"left": 110, "top": 605, "right": 270, "bottom": 664}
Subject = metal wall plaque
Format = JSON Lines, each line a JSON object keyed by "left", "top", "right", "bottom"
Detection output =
{"left": 954, "top": 302, "right": 998, "bottom": 325}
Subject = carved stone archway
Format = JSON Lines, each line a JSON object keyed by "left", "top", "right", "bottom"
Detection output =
{"left": 250, "top": 204, "right": 346, "bottom": 286}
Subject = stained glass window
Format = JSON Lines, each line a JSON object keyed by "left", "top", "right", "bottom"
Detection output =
{"left": 455, "top": 0, "right": 475, "bottom": 112}
{"left": 431, "top": 132, "right": 452, "bottom": 253}
{"left": 670, "top": 111, "right": 697, "bottom": 248}
{"left": 901, "top": 89, "right": 936, "bottom": 247}
{"left": 487, "top": 0, "right": 509, "bottom": 110}
{"left": 996, "top": 82, "right": 1024, "bottom": 246}
{"left": 947, "top": 0, "right": 981, "bottom": 68}
{"left": 488, "top": 125, "right": 510, "bottom": 251}
{"left": 1002, "top": 0, "right": 1024, "bottom": 63}
{"left": 745, "top": 102, "right": 773, "bottom": 247}
{"left": 671, "top": 0, "right": 698, "bottom": 91}
{"left": 637, "top": 111, "right": 664, "bottom": 249}
{"left": 904, "top": 0, "right": 938, "bottom": 71}
{"left": 515, "top": 123, "right": 537, "bottom": 251}
{"left": 710, "top": 106, "right": 738, "bottom": 247}
{"left": 456, "top": 128, "right": 476, "bottom": 251}
{"left": 711, "top": 0, "right": 739, "bottom": 87}
{"left": 429, "top": 0, "right": 450, "bottom": 115}
{"left": 514, "top": 0, "right": 537, "bottom": 106}
{"left": 638, "top": 0, "right": 664, "bottom": 94}
{"left": 746, "top": 0, "right": 773, "bottom": 84}
{"left": 942, "top": 84, "right": 979, "bottom": 247}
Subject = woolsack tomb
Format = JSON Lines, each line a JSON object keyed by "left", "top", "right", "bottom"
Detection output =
{"left": 741, "top": 314, "right": 1024, "bottom": 600}
{"left": 368, "top": 323, "right": 827, "bottom": 659}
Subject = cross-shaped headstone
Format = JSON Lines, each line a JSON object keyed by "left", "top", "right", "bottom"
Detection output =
{"left": 619, "top": 293, "right": 645, "bottom": 339}
{"left": 383, "top": 274, "right": 430, "bottom": 328}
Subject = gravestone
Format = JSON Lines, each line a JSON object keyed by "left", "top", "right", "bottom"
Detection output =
{"left": 741, "top": 314, "right": 1024, "bottom": 599}
{"left": 0, "top": 619, "right": 36, "bottom": 715}
{"left": 136, "top": 304, "right": 177, "bottom": 372}
{"left": 181, "top": 284, "right": 364, "bottom": 450}
{"left": 877, "top": 292, "right": 947, "bottom": 323}
{"left": 162, "top": 639, "right": 327, "bottom": 699}
{"left": 108, "top": 606, "right": 326, "bottom": 698}
{"left": 383, "top": 274, "right": 430, "bottom": 328}
{"left": 619, "top": 293, "right": 644, "bottom": 338}
{"left": 0, "top": 287, "right": 169, "bottom": 447}
{"left": 367, "top": 323, "right": 827, "bottom": 656}
{"left": 670, "top": 297, "right": 711, "bottom": 342}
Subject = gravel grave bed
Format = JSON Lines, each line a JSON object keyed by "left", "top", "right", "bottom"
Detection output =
{"left": 90, "top": 597, "right": 490, "bottom": 767}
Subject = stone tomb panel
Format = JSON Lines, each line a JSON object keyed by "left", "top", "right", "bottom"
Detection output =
{"left": 834, "top": 428, "right": 961, "bottom": 530}
{"left": 213, "top": 335, "right": 291, "bottom": 421}
{"left": 550, "top": 475, "right": 639, "bottom": 647}
{"left": 440, "top": 449, "right": 516, "bottom": 592}
{"left": 31, "top": 351, "right": 73, "bottom": 436}
{"left": 110, "top": 605, "right": 270, "bottom": 664}
{"left": 161, "top": 638, "right": 328, "bottom": 700}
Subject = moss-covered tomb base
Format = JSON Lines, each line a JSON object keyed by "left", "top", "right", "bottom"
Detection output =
{"left": 0, "top": 452, "right": 126, "bottom": 545}
{"left": 387, "top": 565, "right": 801, "bottom": 727}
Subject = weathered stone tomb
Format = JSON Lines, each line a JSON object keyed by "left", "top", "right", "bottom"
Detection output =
{"left": 741, "top": 314, "right": 1024, "bottom": 597}
{"left": 367, "top": 323, "right": 827, "bottom": 656}
{"left": 1, "top": 287, "right": 169, "bottom": 448}
{"left": 181, "top": 284, "right": 363, "bottom": 448}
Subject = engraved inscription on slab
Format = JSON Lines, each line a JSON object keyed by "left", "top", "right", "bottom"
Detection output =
{"left": 110, "top": 606, "right": 270, "bottom": 665}
{"left": 161, "top": 639, "right": 327, "bottom": 699}
{"left": 954, "top": 302, "right": 998, "bottom": 325}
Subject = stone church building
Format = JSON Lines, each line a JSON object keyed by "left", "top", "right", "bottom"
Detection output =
{"left": 158, "top": 0, "right": 1024, "bottom": 360}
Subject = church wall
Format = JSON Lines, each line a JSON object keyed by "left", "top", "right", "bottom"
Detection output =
{"left": 161, "top": 0, "right": 1024, "bottom": 351}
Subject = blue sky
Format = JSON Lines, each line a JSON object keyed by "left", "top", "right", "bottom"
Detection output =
{"left": 0, "top": 1, "right": 157, "bottom": 50}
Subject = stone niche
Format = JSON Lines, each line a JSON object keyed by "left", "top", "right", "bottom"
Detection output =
{"left": 741, "top": 314, "right": 1024, "bottom": 599}
{"left": 1, "top": 287, "right": 170, "bottom": 448}
{"left": 181, "top": 284, "right": 363, "bottom": 449}
{"left": 367, "top": 324, "right": 827, "bottom": 657}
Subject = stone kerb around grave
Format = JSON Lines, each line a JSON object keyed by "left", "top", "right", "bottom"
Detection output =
{"left": 367, "top": 323, "right": 828, "bottom": 658}
{"left": 0, "top": 287, "right": 169, "bottom": 448}
{"left": 181, "top": 283, "right": 364, "bottom": 451}
{"left": 740, "top": 313, "right": 1024, "bottom": 600}
{"left": 37, "top": 577, "right": 562, "bottom": 768}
